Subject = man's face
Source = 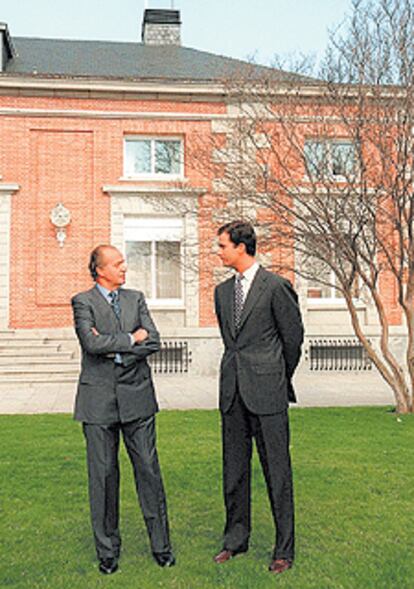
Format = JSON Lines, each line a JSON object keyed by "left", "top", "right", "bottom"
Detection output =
{"left": 96, "top": 247, "right": 127, "bottom": 290}
{"left": 217, "top": 231, "right": 243, "bottom": 269}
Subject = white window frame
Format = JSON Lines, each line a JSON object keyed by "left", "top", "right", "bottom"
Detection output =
{"left": 124, "top": 217, "right": 184, "bottom": 308}
{"left": 306, "top": 268, "right": 362, "bottom": 306}
{"left": 123, "top": 136, "right": 184, "bottom": 180}
{"left": 304, "top": 139, "right": 357, "bottom": 181}
{"left": 306, "top": 268, "right": 346, "bottom": 304}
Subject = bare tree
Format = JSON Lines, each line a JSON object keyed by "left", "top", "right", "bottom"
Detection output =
{"left": 189, "top": 0, "right": 414, "bottom": 413}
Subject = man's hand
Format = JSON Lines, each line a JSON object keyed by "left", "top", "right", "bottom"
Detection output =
{"left": 132, "top": 328, "right": 149, "bottom": 343}
{"left": 91, "top": 327, "right": 99, "bottom": 336}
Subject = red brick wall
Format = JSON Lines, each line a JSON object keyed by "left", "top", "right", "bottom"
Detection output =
{"left": 0, "top": 93, "right": 403, "bottom": 328}
{"left": 1, "top": 95, "right": 222, "bottom": 328}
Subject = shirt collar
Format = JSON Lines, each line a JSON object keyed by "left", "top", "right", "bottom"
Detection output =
{"left": 96, "top": 283, "right": 118, "bottom": 301}
{"left": 240, "top": 261, "right": 259, "bottom": 282}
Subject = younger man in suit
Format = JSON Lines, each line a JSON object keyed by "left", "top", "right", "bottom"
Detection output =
{"left": 213, "top": 221, "right": 303, "bottom": 575}
{"left": 72, "top": 245, "right": 175, "bottom": 575}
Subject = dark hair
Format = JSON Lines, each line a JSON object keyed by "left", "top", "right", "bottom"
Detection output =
{"left": 218, "top": 220, "right": 257, "bottom": 256}
{"left": 89, "top": 244, "right": 114, "bottom": 280}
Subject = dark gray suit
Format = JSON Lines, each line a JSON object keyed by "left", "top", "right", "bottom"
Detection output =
{"left": 72, "top": 285, "right": 171, "bottom": 560}
{"left": 214, "top": 266, "right": 303, "bottom": 560}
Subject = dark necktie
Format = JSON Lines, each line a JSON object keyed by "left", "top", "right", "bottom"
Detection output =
{"left": 109, "top": 290, "right": 121, "bottom": 322}
{"left": 234, "top": 273, "right": 244, "bottom": 331}
{"left": 109, "top": 291, "right": 123, "bottom": 365}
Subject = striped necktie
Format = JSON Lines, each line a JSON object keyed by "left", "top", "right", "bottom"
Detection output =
{"left": 109, "top": 290, "right": 122, "bottom": 365}
{"left": 109, "top": 290, "right": 121, "bottom": 322}
{"left": 234, "top": 273, "right": 244, "bottom": 331}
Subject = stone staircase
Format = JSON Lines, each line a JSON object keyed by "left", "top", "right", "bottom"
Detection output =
{"left": 0, "top": 329, "right": 80, "bottom": 385}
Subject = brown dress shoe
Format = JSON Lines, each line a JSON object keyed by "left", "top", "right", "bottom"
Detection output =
{"left": 214, "top": 549, "right": 235, "bottom": 564}
{"left": 214, "top": 547, "right": 248, "bottom": 564}
{"left": 268, "top": 558, "right": 293, "bottom": 574}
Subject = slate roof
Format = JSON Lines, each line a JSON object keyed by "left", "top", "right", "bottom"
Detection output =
{"left": 3, "top": 36, "right": 308, "bottom": 84}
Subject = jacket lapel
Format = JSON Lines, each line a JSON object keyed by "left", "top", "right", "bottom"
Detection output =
{"left": 223, "top": 278, "right": 236, "bottom": 340}
{"left": 118, "top": 288, "right": 132, "bottom": 332}
{"left": 237, "top": 267, "right": 267, "bottom": 333}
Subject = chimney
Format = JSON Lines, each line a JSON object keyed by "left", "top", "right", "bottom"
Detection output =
{"left": 0, "top": 23, "right": 14, "bottom": 72}
{"left": 141, "top": 9, "right": 181, "bottom": 46}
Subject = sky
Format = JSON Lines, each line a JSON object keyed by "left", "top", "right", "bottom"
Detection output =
{"left": 0, "top": 0, "right": 352, "bottom": 66}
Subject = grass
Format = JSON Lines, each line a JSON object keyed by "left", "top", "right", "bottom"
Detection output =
{"left": 0, "top": 407, "right": 413, "bottom": 589}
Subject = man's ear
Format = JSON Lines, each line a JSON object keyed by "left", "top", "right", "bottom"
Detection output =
{"left": 237, "top": 242, "right": 246, "bottom": 254}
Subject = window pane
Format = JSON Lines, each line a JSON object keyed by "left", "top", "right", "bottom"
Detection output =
{"left": 307, "top": 280, "right": 332, "bottom": 298}
{"left": 125, "top": 140, "right": 151, "bottom": 174}
{"left": 125, "top": 241, "right": 152, "bottom": 297}
{"left": 155, "top": 140, "right": 181, "bottom": 174}
{"left": 332, "top": 142, "right": 355, "bottom": 176}
{"left": 307, "top": 258, "right": 358, "bottom": 299}
{"left": 307, "top": 258, "right": 332, "bottom": 298}
{"left": 304, "top": 141, "right": 327, "bottom": 177}
{"left": 156, "top": 241, "right": 181, "bottom": 298}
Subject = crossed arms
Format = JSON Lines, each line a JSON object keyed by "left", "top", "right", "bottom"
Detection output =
{"left": 71, "top": 293, "right": 160, "bottom": 361}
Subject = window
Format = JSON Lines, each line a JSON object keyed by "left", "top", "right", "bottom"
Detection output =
{"left": 124, "top": 217, "right": 183, "bottom": 306}
{"left": 124, "top": 137, "right": 183, "bottom": 178}
{"left": 304, "top": 139, "right": 356, "bottom": 179}
{"left": 306, "top": 258, "right": 359, "bottom": 301}
{"left": 307, "top": 268, "right": 342, "bottom": 300}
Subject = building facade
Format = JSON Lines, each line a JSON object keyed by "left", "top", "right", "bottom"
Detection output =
{"left": 0, "top": 9, "right": 406, "bottom": 379}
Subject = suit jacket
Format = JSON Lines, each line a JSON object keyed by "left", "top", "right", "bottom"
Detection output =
{"left": 214, "top": 266, "right": 304, "bottom": 415}
{"left": 71, "top": 285, "right": 160, "bottom": 424}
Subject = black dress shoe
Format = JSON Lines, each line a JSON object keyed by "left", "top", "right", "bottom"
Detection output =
{"left": 153, "top": 551, "right": 176, "bottom": 567}
{"left": 98, "top": 558, "right": 118, "bottom": 575}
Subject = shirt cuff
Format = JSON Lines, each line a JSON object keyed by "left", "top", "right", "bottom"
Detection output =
{"left": 129, "top": 333, "right": 135, "bottom": 345}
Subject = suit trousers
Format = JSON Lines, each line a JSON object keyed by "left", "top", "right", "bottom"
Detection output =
{"left": 82, "top": 416, "right": 171, "bottom": 560}
{"left": 221, "top": 391, "right": 294, "bottom": 560}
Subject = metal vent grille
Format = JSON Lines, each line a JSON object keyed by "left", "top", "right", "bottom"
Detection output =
{"left": 149, "top": 340, "right": 192, "bottom": 374}
{"left": 306, "top": 339, "right": 372, "bottom": 371}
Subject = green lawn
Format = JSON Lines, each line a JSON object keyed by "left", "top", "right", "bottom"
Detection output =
{"left": 0, "top": 408, "right": 413, "bottom": 589}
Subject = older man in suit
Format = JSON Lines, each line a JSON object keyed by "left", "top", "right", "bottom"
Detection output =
{"left": 72, "top": 244, "right": 175, "bottom": 575}
{"left": 213, "top": 221, "right": 303, "bottom": 575}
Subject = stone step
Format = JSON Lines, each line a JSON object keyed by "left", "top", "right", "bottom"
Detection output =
{"left": 0, "top": 330, "right": 75, "bottom": 340}
{"left": 0, "top": 329, "right": 81, "bottom": 386}
{"left": 0, "top": 356, "right": 78, "bottom": 365}
{"left": 0, "top": 364, "right": 80, "bottom": 374}
{"left": 0, "top": 373, "right": 78, "bottom": 384}
{"left": 0, "top": 348, "right": 74, "bottom": 358}
{"left": 0, "top": 341, "right": 62, "bottom": 350}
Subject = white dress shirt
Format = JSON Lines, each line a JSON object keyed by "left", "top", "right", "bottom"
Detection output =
{"left": 238, "top": 261, "right": 260, "bottom": 303}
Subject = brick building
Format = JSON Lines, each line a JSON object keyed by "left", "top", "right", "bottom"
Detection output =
{"left": 0, "top": 9, "right": 406, "bottom": 382}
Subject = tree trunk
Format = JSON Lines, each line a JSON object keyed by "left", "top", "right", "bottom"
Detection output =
{"left": 344, "top": 292, "right": 413, "bottom": 413}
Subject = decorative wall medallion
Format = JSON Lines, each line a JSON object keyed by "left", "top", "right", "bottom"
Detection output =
{"left": 50, "top": 203, "right": 71, "bottom": 247}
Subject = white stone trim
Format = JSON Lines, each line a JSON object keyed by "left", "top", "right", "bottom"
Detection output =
{"left": 0, "top": 183, "right": 19, "bottom": 327}
{"left": 104, "top": 185, "right": 201, "bottom": 327}
{"left": 0, "top": 76, "right": 338, "bottom": 99}
{"left": 0, "top": 107, "right": 365, "bottom": 125}
{"left": 0, "top": 107, "right": 230, "bottom": 121}
{"left": 103, "top": 184, "right": 206, "bottom": 197}
{"left": 0, "top": 77, "right": 227, "bottom": 95}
